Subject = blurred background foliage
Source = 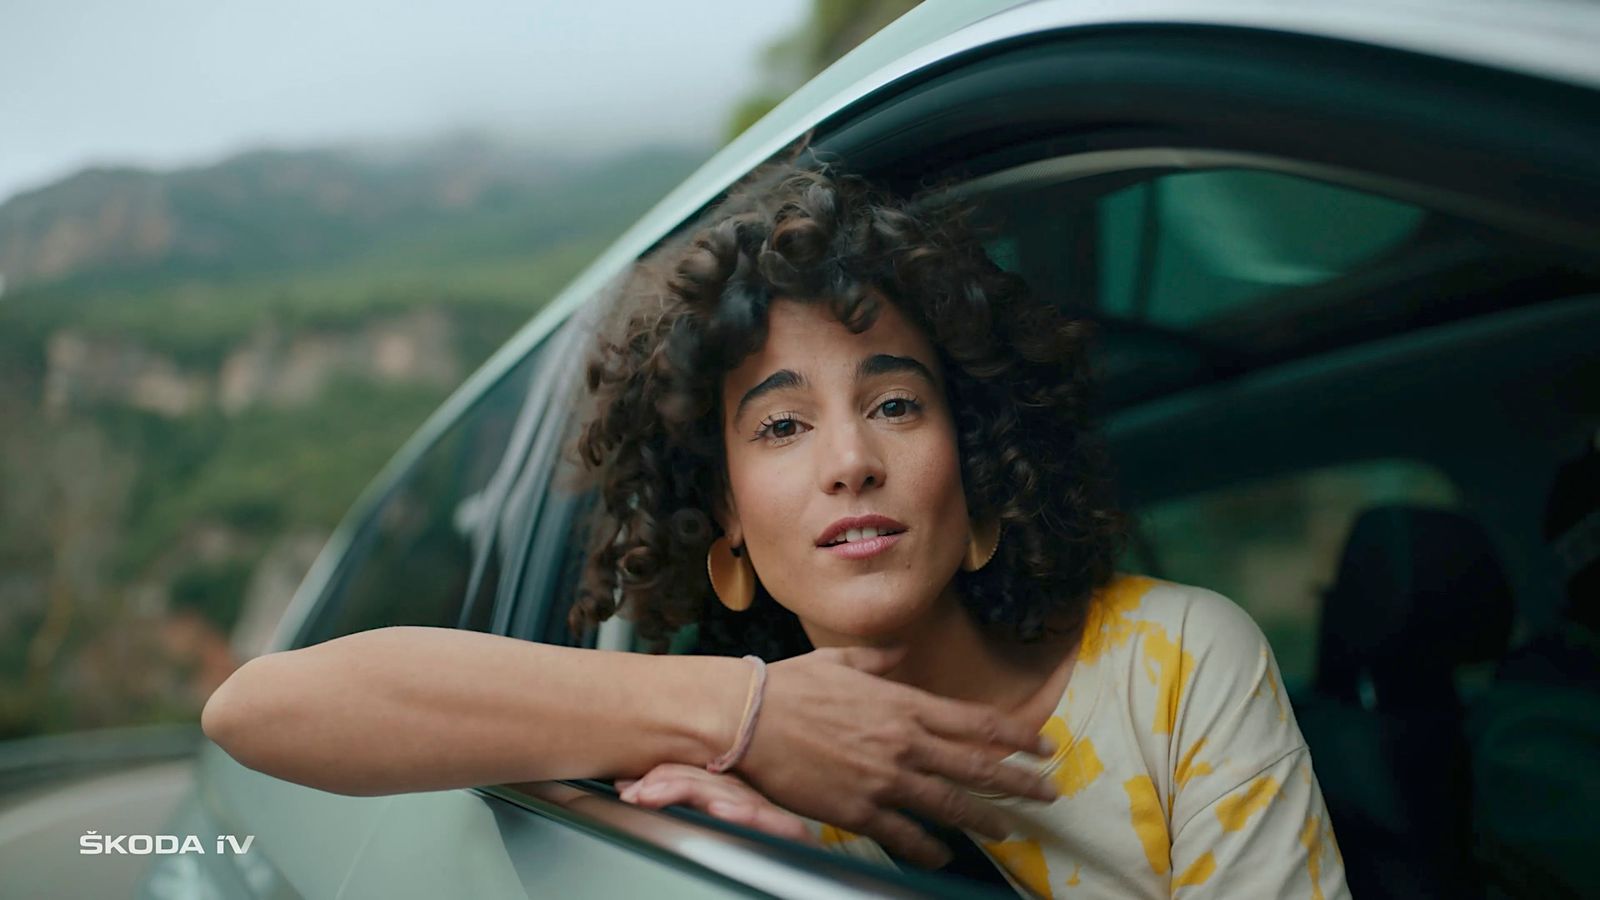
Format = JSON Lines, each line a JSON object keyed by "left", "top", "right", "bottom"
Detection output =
{"left": 0, "top": 0, "right": 922, "bottom": 740}
{"left": 727, "top": 0, "right": 921, "bottom": 136}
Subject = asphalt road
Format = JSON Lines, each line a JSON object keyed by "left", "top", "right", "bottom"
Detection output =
{"left": 0, "top": 759, "right": 196, "bottom": 899}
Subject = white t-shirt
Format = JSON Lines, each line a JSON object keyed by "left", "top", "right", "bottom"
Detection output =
{"left": 809, "top": 575, "right": 1352, "bottom": 899}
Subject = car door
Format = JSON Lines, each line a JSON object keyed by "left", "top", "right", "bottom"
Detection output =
{"left": 138, "top": 335, "right": 557, "bottom": 900}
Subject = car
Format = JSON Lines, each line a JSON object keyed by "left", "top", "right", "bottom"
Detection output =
{"left": 139, "top": 0, "right": 1600, "bottom": 897}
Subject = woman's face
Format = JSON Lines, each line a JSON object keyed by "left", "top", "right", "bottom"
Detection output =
{"left": 719, "top": 297, "right": 972, "bottom": 643}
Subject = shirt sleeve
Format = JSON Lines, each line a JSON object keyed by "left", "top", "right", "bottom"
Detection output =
{"left": 1170, "top": 746, "right": 1348, "bottom": 899}
{"left": 1163, "top": 588, "right": 1351, "bottom": 900}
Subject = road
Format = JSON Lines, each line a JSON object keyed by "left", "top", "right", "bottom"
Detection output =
{"left": 0, "top": 759, "right": 196, "bottom": 899}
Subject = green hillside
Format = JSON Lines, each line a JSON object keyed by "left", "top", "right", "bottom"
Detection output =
{"left": 0, "top": 138, "right": 708, "bottom": 738}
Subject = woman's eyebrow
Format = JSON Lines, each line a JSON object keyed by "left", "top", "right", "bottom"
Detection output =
{"left": 734, "top": 369, "right": 807, "bottom": 421}
{"left": 858, "top": 353, "right": 937, "bottom": 386}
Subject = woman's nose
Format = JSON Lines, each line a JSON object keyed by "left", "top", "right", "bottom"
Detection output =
{"left": 819, "top": 420, "right": 887, "bottom": 495}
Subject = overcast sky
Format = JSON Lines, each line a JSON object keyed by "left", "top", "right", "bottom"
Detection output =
{"left": 1, "top": 0, "right": 810, "bottom": 203}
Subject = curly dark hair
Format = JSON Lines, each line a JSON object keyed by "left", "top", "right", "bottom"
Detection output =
{"left": 569, "top": 159, "right": 1126, "bottom": 660}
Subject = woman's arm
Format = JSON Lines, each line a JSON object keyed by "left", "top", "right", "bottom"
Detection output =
{"left": 201, "top": 626, "right": 749, "bottom": 795}
{"left": 201, "top": 627, "right": 1059, "bottom": 868}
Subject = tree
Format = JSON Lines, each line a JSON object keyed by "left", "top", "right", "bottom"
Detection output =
{"left": 726, "top": 0, "right": 923, "bottom": 140}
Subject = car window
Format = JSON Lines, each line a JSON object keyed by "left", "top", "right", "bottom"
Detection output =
{"left": 970, "top": 161, "right": 1583, "bottom": 413}
{"left": 1094, "top": 169, "right": 1426, "bottom": 326}
{"left": 1127, "top": 459, "right": 1462, "bottom": 691}
{"left": 294, "top": 344, "right": 546, "bottom": 647}
{"left": 496, "top": 319, "right": 598, "bottom": 644}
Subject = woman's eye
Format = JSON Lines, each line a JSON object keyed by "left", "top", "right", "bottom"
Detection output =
{"left": 875, "top": 397, "right": 920, "bottom": 419}
{"left": 754, "top": 415, "right": 808, "bottom": 443}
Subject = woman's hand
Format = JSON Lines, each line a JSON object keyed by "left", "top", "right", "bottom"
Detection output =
{"left": 728, "top": 645, "right": 1059, "bottom": 870}
{"left": 617, "top": 764, "right": 816, "bottom": 845}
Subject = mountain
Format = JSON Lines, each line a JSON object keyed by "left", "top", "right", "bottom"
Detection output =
{"left": 0, "top": 133, "right": 712, "bottom": 740}
{"left": 0, "top": 135, "right": 711, "bottom": 293}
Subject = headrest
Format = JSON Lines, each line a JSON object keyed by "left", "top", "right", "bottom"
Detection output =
{"left": 1319, "top": 505, "right": 1514, "bottom": 674}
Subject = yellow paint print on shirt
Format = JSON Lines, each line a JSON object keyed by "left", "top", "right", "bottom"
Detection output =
{"left": 1216, "top": 774, "right": 1281, "bottom": 832}
{"left": 1123, "top": 775, "right": 1170, "bottom": 875}
{"left": 1175, "top": 737, "right": 1214, "bottom": 791}
{"left": 1140, "top": 623, "right": 1196, "bottom": 735}
{"left": 1039, "top": 715, "right": 1105, "bottom": 798}
{"left": 1075, "top": 574, "right": 1196, "bottom": 736}
{"left": 818, "top": 823, "right": 859, "bottom": 845}
{"left": 981, "top": 838, "right": 1053, "bottom": 898}
{"left": 1077, "top": 575, "right": 1157, "bottom": 664}
{"left": 1254, "top": 646, "right": 1288, "bottom": 722}
{"left": 1171, "top": 737, "right": 1216, "bottom": 819}
{"left": 1300, "top": 814, "right": 1328, "bottom": 900}
{"left": 1175, "top": 851, "right": 1218, "bottom": 888}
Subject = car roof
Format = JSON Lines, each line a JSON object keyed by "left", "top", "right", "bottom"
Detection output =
{"left": 473, "top": 0, "right": 1600, "bottom": 417}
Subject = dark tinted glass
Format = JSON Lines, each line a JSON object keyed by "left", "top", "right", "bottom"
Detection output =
{"left": 973, "top": 163, "right": 1594, "bottom": 411}
{"left": 296, "top": 344, "right": 544, "bottom": 646}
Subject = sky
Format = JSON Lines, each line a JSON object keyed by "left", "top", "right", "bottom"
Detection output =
{"left": 1, "top": 0, "right": 810, "bottom": 203}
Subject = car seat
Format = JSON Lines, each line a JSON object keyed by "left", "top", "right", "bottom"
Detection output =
{"left": 1294, "top": 505, "right": 1515, "bottom": 900}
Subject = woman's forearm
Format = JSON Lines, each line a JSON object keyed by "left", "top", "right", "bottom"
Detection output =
{"left": 200, "top": 626, "right": 748, "bottom": 796}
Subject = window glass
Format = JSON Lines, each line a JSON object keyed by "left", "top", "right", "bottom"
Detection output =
{"left": 1097, "top": 170, "right": 1425, "bottom": 325}
{"left": 296, "top": 345, "right": 544, "bottom": 646}
{"left": 1128, "top": 459, "right": 1460, "bottom": 690}
{"left": 969, "top": 164, "right": 1515, "bottom": 411}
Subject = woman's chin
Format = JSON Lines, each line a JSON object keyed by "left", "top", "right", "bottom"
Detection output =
{"left": 795, "top": 592, "right": 940, "bottom": 643}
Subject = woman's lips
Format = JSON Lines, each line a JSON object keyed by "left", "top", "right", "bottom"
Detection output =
{"left": 821, "top": 532, "right": 903, "bottom": 560}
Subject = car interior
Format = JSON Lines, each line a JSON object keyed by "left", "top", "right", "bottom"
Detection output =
{"left": 976, "top": 161, "right": 1598, "bottom": 898}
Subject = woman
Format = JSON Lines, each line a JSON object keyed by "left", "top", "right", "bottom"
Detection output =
{"left": 203, "top": 160, "right": 1348, "bottom": 899}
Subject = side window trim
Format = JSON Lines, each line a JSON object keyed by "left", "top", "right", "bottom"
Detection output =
{"left": 493, "top": 316, "right": 593, "bottom": 638}
{"left": 454, "top": 339, "right": 558, "bottom": 631}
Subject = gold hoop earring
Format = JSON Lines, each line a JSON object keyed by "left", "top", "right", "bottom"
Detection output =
{"left": 707, "top": 536, "right": 756, "bottom": 612}
{"left": 962, "top": 519, "right": 1001, "bottom": 572}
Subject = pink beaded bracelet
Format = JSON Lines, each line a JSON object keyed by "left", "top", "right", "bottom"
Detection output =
{"left": 707, "top": 655, "right": 766, "bottom": 774}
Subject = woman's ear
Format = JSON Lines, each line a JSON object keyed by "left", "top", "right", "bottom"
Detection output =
{"left": 713, "top": 491, "right": 743, "bottom": 547}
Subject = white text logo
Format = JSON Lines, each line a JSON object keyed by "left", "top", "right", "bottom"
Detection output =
{"left": 79, "top": 832, "right": 255, "bottom": 855}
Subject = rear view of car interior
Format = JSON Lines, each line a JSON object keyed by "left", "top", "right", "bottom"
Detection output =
{"left": 964, "top": 136, "right": 1599, "bottom": 900}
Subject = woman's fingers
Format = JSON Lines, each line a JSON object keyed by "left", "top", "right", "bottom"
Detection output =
{"left": 906, "top": 740, "right": 1058, "bottom": 802}
{"left": 855, "top": 809, "right": 953, "bottom": 870}
{"left": 915, "top": 696, "right": 1053, "bottom": 757}
{"left": 710, "top": 800, "right": 816, "bottom": 844}
{"left": 623, "top": 776, "right": 705, "bottom": 809}
{"left": 888, "top": 771, "right": 1015, "bottom": 842}
{"left": 619, "top": 767, "right": 816, "bottom": 844}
